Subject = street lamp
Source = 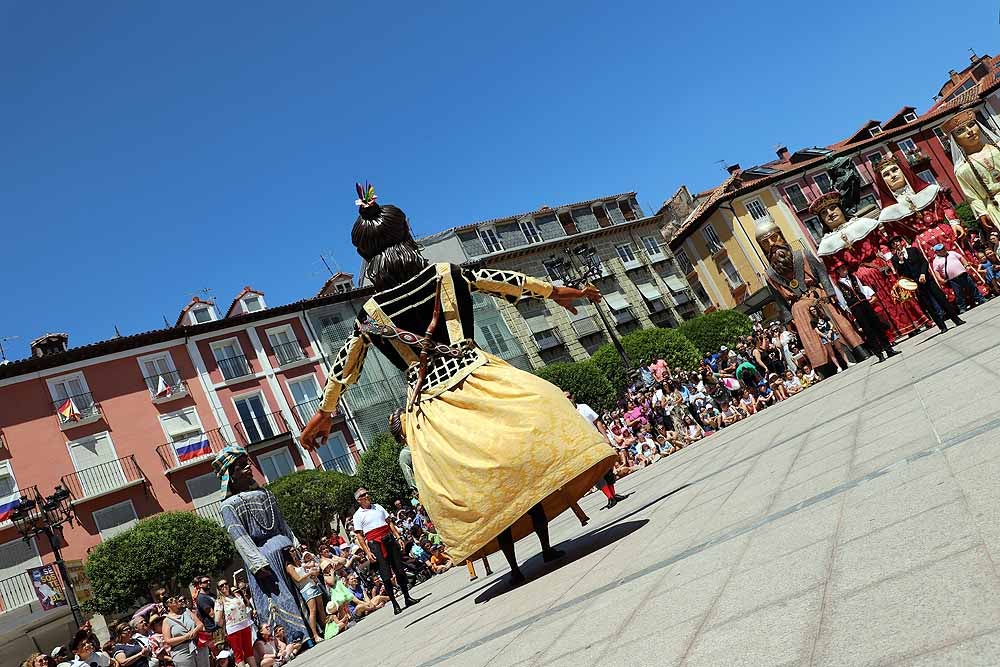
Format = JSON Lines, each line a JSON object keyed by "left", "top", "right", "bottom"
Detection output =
{"left": 543, "top": 244, "right": 631, "bottom": 367}
{"left": 11, "top": 485, "right": 83, "bottom": 626}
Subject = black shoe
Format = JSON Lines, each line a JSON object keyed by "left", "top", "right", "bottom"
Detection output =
{"left": 393, "top": 604, "right": 403, "bottom": 615}
{"left": 938, "top": 325, "right": 948, "bottom": 333}
{"left": 542, "top": 548, "right": 565, "bottom": 563}
{"left": 404, "top": 596, "right": 421, "bottom": 607}
{"left": 613, "top": 494, "right": 628, "bottom": 502}
{"left": 886, "top": 349, "right": 900, "bottom": 357}
{"left": 604, "top": 496, "right": 618, "bottom": 510}
{"left": 875, "top": 354, "right": 885, "bottom": 363}
{"left": 955, "top": 318, "right": 966, "bottom": 326}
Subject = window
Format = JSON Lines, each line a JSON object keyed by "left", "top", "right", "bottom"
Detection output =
{"left": 617, "top": 199, "right": 638, "bottom": 221}
{"left": 93, "top": 500, "right": 139, "bottom": 541}
{"left": 67, "top": 432, "right": 125, "bottom": 497}
{"left": 641, "top": 236, "right": 663, "bottom": 257}
{"left": 675, "top": 248, "right": 694, "bottom": 275}
{"left": 946, "top": 79, "right": 977, "bottom": 101}
{"left": 812, "top": 172, "right": 835, "bottom": 194}
{"left": 897, "top": 138, "right": 918, "bottom": 153}
{"left": 866, "top": 151, "right": 885, "bottom": 167}
{"left": 478, "top": 227, "right": 503, "bottom": 253}
{"left": 0, "top": 462, "right": 19, "bottom": 524}
{"left": 317, "top": 432, "right": 354, "bottom": 474}
{"left": 138, "top": 353, "right": 184, "bottom": 399}
{"left": 933, "top": 126, "right": 951, "bottom": 152}
{"left": 858, "top": 193, "right": 879, "bottom": 210}
{"left": 212, "top": 339, "right": 250, "bottom": 381}
{"left": 615, "top": 243, "right": 637, "bottom": 263}
{"left": 242, "top": 295, "right": 264, "bottom": 313}
{"left": 784, "top": 184, "right": 810, "bottom": 211}
{"left": 869, "top": 126, "right": 883, "bottom": 137}
{"left": 702, "top": 225, "right": 724, "bottom": 253}
{"left": 718, "top": 258, "right": 743, "bottom": 287}
{"left": 744, "top": 198, "right": 769, "bottom": 221}
{"left": 288, "top": 375, "right": 322, "bottom": 425}
{"left": 903, "top": 112, "right": 918, "bottom": 123}
{"left": 519, "top": 220, "right": 542, "bottom": 244}
{"left": 48, "top": 372, "right": 98, "bottom": 423}
{"left": 0, "top": 537, "right": 41, "bottom": 603}
{"left": 160, "top": 407, "right": 208, "bottom": 466}
{"left": 257, "top": 449, "right": 295, "bottom": 483}
{"left": 186, "top": 472, "right": 224, "bottom": 509}
{"left": 690, "top": 281, "right": 711, "bottom": 306}
{"left": 191, "top": 307, "right": 214, "bottom": 324}
{"left": 266, "top": 325, "right": 304, "bottom": 366}
{"left": 543, "top": 261, "right": 564, "bottom": 282}
{"left": 234, "top": 394, "right": 276, "bottom": 443}
{"left": 479, "top": 322, "right": 511, "bottom": 356}
{"left": 802, "top": 216, "right": 824, "bottom": 244}
{"left": 916, "top": 169, "right": 937, "bottom": 185}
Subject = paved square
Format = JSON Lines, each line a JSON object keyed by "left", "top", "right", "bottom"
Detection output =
{"left": 300, "top": 302, "right": 1000, "bottom": 667}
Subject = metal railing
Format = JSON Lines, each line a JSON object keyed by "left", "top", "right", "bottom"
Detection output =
{"left": 51, "top": 392, "right": 101, "bottom": 425}
{"left": 216, "top": 355, "right": 252, "bottom": 381}
{"left": 60, "top": 455, "right": 144, "bottom": 500}
{"left": 320, "top": 453, "right": 358, "bottom": 475}
{"left": 535, "top": 331, "right": 563, "bottom": 351}
{"left": 272, "top": 340, "right": 305, "bottom": 366}
{"left": 293, "top": 398, "right": 322, "bottom": 429}
{"left": 234, "top": 411, "right": 291, "bottom": 446}
{"left": 143, "top": 370, "right": 188, "bottom": 399}
{"left": 156, "top": 427, "right": 231, "bottom": 472}
{"left": 347, "top": 377, "right": 408, "bottom": 410}
{"left": 0, "top": 572, "right": 35, "bottom": 615}
{"left": 195, "top": 500, "right": 224, "bottom": 526}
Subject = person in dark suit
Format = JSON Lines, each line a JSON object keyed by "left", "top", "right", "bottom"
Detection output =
{"left": 834, "top": 265, "right": 899, "bottom": 362}
{"left": 890, "top": 236, "right": 965, "bottom": 333}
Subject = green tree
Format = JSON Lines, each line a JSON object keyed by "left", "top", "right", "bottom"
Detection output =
{"left": 954, "top": 201, "right": 980, "bottom": 230}
{"left": 357, "top": 433, "right": 412, "bottom": 507}
{"left": 535, "top": 360, "right": 616, "bottom": 413}
{"left": 590, "top": 327, "right": 702, "bottom": 393}
{"left": 679, "top": 310, "right": 754, "bottom": 356}
{"left": 268, "top": 468, "right": 357, "bottom": 544}
{"left": 83, "top": 511, "right": 234, "bottom": 615}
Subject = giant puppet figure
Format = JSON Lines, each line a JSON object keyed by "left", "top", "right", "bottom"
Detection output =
{"left": 810, "top": 191, "right": 929, "bottom": 341}
{"left": 755, "top": 216, "right": 864, "bottom": 372}
{"left": 300, "top": 185, "right": 616, "bottom": 585}
{"left": 945, "top": 109, "right": 1000, "bottom": 233}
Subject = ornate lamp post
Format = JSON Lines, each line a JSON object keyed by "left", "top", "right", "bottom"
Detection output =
{"left": 543, "top": 244, "right": 631, "bottom": 366}
{"left": 10, "top": 485, "right": 83, "bottom": 626}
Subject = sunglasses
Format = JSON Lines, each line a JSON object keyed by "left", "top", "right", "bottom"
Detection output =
{"left": 357, "top": 492, "right": 369, "bottom": 498}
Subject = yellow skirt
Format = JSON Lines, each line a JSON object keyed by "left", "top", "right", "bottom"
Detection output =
{"left": 405, "top": 354, "right": 617, "bottom": 562}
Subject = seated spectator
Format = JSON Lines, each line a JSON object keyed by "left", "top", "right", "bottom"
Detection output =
{"left": 681, "top": 416, "right": 704, "bottom": 443}
{"left": 802, "top": 364, "right": 820, "bottom": 385}
{"left": 22, "top": 654, "right": 51, "bottom": 667}
{"left": 756, "top": 381, "right": 776, "bottom": 408}
{"left": 428, "top": 545, "right": 454, "bottom": 574}
{"left": 700, "top": 403, "right": 721, "bottom": 432}
{"left": 783, "top": 370, "right": 804, "bottom": 396}
{"left": 796, "top": 369, "right": 811, "bottom": 389}
{"left": 768, "top": 373, "right": 788, "bottom": 401}
{"left": 272, "top": 626, "right": 301, "bottom": 663}
{"left": 738, "top": 390, "right": 757, "bottom": 416}
{"left": 253, "top": 625, "right": 280, "bottom": 667}
{"left": 719, "top": 401, "right": 742, "bottom": 427}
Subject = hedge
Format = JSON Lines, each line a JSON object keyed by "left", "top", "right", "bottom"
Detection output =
{"left": 535, "top": 360, "right": 616, "bottom": 413}
{"left": 268, "top": 468, "right": 357, "bottom": 543}
{"left": 357, "top": 432, "right": 413, "bottom": 507}
{"left": 590, "top": 327, "right": 701, "bottom": 393}
{"left": 678, "top": 310, "right": 753, "bottom": 356}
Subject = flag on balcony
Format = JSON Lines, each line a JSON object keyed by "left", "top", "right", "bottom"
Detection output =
{"left": 57, "top": 398, "right": 82, "bottom": 422}
{"left": 174, "top": 437, "right": 212, "bottom": 462}
{"left": 155, "top": 376, "right": 173, "bottom": 398}
{"left": 0, "top": 495, "right": 20, "bottom": 522}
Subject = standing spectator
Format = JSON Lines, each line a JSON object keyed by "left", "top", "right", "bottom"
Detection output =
{"left": 931, "top": 243, "right": 986, "bottom": 312}
{"left": 891, "top": 236, "right": 965, "bottom": 332}
{"left": 282, "top": 548, "right": 325, "bottom": 644}
{"left": 977, "top": 251, "right": 1000, "bottom": 295}
{"left": 192, "top": 577, "right": 219, "bottom": 655}
{"left": 163, "top": 594, "right": 208, "bottom": 667}
{"left": 214, "top": 579, "right": 257, "bottom": 667}
{"left": 112, "top": 622, "right": 151, "bottom": 667}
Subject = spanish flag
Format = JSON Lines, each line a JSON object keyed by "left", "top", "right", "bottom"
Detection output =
{"left": 58, "top": 398, "right": 82, "bottom": 422}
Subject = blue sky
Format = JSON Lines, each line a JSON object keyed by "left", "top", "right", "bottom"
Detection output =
{"left": 1, "top": 2, "right": 996, "bottom": 358}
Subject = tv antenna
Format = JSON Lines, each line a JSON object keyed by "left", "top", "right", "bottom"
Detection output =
{"left": 0, "top": 335, "right": 20, "bottom": 362}
{"left": 714, "top": 159, "right": 728, "bottom": 173}
{"left": 199, "top": 287, "right": 215, "bottom": 303}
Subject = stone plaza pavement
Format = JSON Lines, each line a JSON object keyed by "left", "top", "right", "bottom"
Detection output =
{"left": 301, "top": 300, "right": 1000, "bottom": 667}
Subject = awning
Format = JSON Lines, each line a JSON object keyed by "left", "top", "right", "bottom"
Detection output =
{"left": 603, "top": 291, "right": 630, "bottom": 312}
{"left": 637, "top": 282, "right": 663, "bottom": 301}
{"left": 663, "top": 275, "right": 688, "bottom": 293}
{"left": 570, "top": 304, "right": 593, "bottom": 321}
{"left": 525, "top": 315, "right": 554, "bottom": 334}
{"left": 672, "top": 292, "right": 692, "bottom": 305}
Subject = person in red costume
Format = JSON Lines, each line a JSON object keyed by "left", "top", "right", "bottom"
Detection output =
{"left": 811, "top": 191, "right": 929, "bottom": 342}
{"left": 874, "top": 152, "right": 987, "bottom": 297}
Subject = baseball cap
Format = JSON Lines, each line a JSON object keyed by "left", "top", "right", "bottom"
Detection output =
{"left": 720, "top": 345, "right": 728, "bottom": 351}
{"left": 217, "top": 650, "right": 232, "bottom": 660}
{"left": 933, "top": 243, "right": 945, "bottom": 251}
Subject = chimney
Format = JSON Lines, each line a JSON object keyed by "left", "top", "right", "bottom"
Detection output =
{"left": 726, "top": 163, "right": 741, "bottom": 175}
{"left": 30, "top": 333, "right": 69, "bottom": 358}
{"left": 776, "top": 146, "right": 790, "bottom": 162}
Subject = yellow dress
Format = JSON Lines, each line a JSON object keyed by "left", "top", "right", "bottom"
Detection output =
{"left": 318, "top": 263, "right": 616, "bottom": 561}
{"left": 955, "top": 144, "right": 1000, "bottom": 230}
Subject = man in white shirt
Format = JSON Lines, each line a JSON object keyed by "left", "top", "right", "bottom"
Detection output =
{"left": 353, "top": 488, "right": 419, "bottom": 615}
{"left": 566, "top": 393, "right": 627, "bottom": 510}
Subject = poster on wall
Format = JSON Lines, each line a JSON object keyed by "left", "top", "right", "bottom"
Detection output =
{"left": 27, "top": 564, "right": 67, "bottom": 611}
{"left": 64, "top": 559, "right": 93, "bottom": 606}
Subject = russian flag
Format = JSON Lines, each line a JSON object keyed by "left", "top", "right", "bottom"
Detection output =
{"left": 0, "top": 496, "right": 20, "bottom": 522}
{"left": 174, "top": 438, "right": 212, "bottom": 463}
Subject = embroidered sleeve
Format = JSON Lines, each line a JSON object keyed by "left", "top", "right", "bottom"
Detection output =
{"left": 462, "top": 267, "right": 554, "bottom": 303}
{"left": 319, "top": 324, "right": 369, "bottom": 413}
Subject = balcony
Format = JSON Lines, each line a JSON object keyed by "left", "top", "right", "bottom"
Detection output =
{"left": 534, "top": 330, "right": 563, "bottom": 352}
{"left": 272, "top": 340, "right": 306, "bottom": 367}
{"left": 216, "top": 354, "right": 252, "bottom": 382}
{"left": 0, "top": 485, "right": 36, "bottom": 528}
{"left": 621, "top": 257, "right": 644, "bottom": 272}
{"left": 61, "top": 455, "right": 145, "bottom": 503}
{"left": 51, "top": 392, "right": 103, "bottom": 430}
{"left": 293, "top": 398, "right": 322, "bottom": 429}
{"left": 143, "top": 370, "right": 189, "bottom": 403}
{"left": 319, "top": 452, "right": 358, "bottom": 475}
{"left": 0, "top": 571, "right": 35, "bottom": 616}
{"left": 234, "top": 411, "right": 291, "bottom": 447}
{"left": 194, "top": 500, "right": 224, "bottom": 526}
{"left": 156, "top": 427, "right": 231, "bottom": 473}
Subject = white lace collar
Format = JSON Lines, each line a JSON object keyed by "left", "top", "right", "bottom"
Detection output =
{"left": 816, "top": 217, "right": 881, "bottom": 256}
{"left": 877, "top": 183, "right": 940, "bottom": 223}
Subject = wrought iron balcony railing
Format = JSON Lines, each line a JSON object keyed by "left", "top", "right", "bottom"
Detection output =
{"left": 143, "top": 370, "right": 188, "bottom": 401}
{"left": 156, "top": 427, "right": 231, "bottom": 472}
{"left": 51, "top": 392, "right": 102, "bottom": 427}
{"left": 234, "top": 411, "right": 291, "bottom": 446}
{"left": 320, "top": 453, "right": 358, "bottom": 475}
{"left": 293, "top": 398, "right": 322, "bottom": 429}
{"left": 272, "top": 340, "right": 305, "bottom": 366}
{"left": 194, "top": 500, "right": 224, "bottom": 526}
{"left": 60, "top": 455, "right": 144, "bottom": 501}
{"left": 216, "top": 354, "right": 252, "bottom": 381}
{"left": 0, "top": 571, "right": 35, "bottom": 616}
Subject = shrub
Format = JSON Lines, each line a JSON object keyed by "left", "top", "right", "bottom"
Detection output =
{"left": 590, "top": 327, "right": 702, "bottom": 393}
{"left": 83, "top": 511, "right": 234, "bottom": 615}
{"left": 679, "top": 310, "right": 753, "bottom": 356}
{"left": 357, "top": 433, "right": 412, "bottom": 507}
{"left": 535, "top": 361, "right": 616, "bottom": 413}
{"left": 955, "top": 202, "right": 980, "bottom": 230}
{"left": 268, "top": 468, "right": 357, "bottom": 543}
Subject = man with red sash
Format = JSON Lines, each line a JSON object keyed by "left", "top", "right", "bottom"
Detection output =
{"left": 352, "top": 487, "right": 419, "bottom": 615}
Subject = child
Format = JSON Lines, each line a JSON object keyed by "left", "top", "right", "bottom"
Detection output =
{"left": 802, "top": 364, "right": 820, "bottom": 385}
{"left": 796, "top": 369, "right": 810, "bottom": 389}
{"left": 768, "top": 373, "right": 788, "bottom": 401}
{"left": 809, "top": 304, "right": 853, "bottom": 371}
{"left": 738, "top": 389, "right": 757, "bottom": 416}
{"left": 756, "top": 381, "right": 775, "bottom": 408}
{"left": 783, "top": 370, "right": 804, "bottom": 396}
{"left": 979, "top": 250, "right": 1000, "bottom": 295}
